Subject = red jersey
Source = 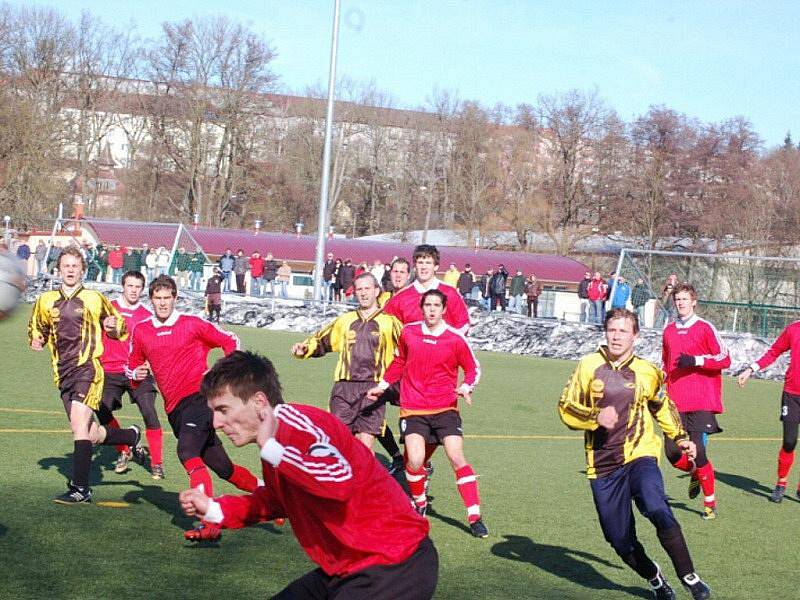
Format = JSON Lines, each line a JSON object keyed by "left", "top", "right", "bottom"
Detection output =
{"left": 101, "top": 299, "right": 152, "bottom": 374}
{"left": 662, "top": 314, "right": 730, "bottom": 413}
{"left": 206, "top": 404, "right": 428, "bottom": 577}
{"left": 380, "top": 321, "right": 480, "bottom": 416}
{"left": 250, "top": 256, "right": 265, "bottom": 278}
{"left": 128, "top": 311, "right": 239, "bottom": 413}
{"left": 752, "top": 321, "right": 800, "bottom": 395}
{"left": 383, "top": 278, "right": 470, "bottom": 333}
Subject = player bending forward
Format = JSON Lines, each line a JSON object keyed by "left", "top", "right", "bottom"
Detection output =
{"left": 128, "top": 275, "right": 260, "bottom": 541}
{"left": 367, "top": 289, "right": 488, "bottom": 538}
{"left": 180, "top": 351, "right": 438, "bottom": 599}
{"left": 559, "top": 308, "right": 711, "bottom": 599}
{"left": 738, "top": 319, "right": 800, "bottom": 502}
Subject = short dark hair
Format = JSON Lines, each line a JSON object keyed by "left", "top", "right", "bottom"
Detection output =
{"left": 121, "top": 270, "right": 146, "bottom": 286}
{"left": 149, "top": 275, "right": 177, "bottom": 298}
{"left": 391, "top": 257, "right": 410, "bottom": 272}
{"left": 413, "top": 244, "right": 440, "bottom": 266}
{"left": 201, "top": 351, "right": 284, "bottom": 407}
{"left": 420, "top": 288, "right": 447, "bottom": 309}
{"left": 604, "top": 308, "right": 639, "bottom": 334}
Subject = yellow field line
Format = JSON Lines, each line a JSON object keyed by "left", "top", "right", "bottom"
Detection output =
{"left": 0, "top": 407, "right": 65, "bottom": 415}
{"left": 0, "top": 429, "right": 71, "bottom": 433}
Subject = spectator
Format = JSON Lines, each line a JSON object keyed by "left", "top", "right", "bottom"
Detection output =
{"left": 144, "top": 248, "right": 158, "bottom": 282}
{"left": 95, "top": 244, "right": 109, "bottom": 282}
{"left": 656, "top": 283, "right": 677, "bottom": 328}
{"left": 587, "top": 271, "right": 608, "bottom": 324}
{"left": 189, "top": 249, "right": 205, "bottom": 292}
{"left": 174, "top": 247, "right": 191, "bottom": 289}
{"left": 631, "top": 278, "right": 651, "bottom": 327}
{"left": 84, "top": 243, "right": 99, "bottom": 282}
{"left": 381, "top": 263, "right": 392, "bottom": 291}
{"left": 338, "top": 258, "right": 356, "bottom": 303}
{"left": 332, "top": 258, "right": 343, "bottom": 301}
{"left": 610, "top": 275, "right": 631, "bottom": 309}
{"left": 509, "top": 269, "right": 526, "bottom": 314}
{"left": 123, "top": 247, "right": 141, "bottom": 280}
{"left": 16, "top": 239, "right": 30, "bottom": 267}
{"left": 204, "top": 267, "right": 223, "bottom": 323}
{"left": 443, "top": 263, "right": 461, "bottom": 287}
{"left": 139, "top": 243, "right": 150, "bottom": 273}
{"left": 457, "top": 264, "right": 475, "bottom": 299}
{"left": 577, "top": 270, "right": 591, "bottom": 323}
{"left": 47, "top": 241, "right": 63, "bottom": 276}
{"left": 108, "top": 245, "right": 125, "bottom": 284}
{"left": 525, "top": 274, "right": 542, "bottom": 318}
{"left": 480, "top": 268, "right": 493, "bottom": 311}
{"left": 218, "top": 248, "right": 235, "bottom": 292}
{"left": 233, "top": 249, "right": 249, "bottom": 295}
{"left": 489, "top": 264, "right": 509, "bottom": 312}
{"left": 370, "top": 259, "right": 385, "bottom": 287}
{"left": 277, "top": 260, "right": 291, "bottom": 299}
{"left": 355, "top": 262, "right": 367, "bottom": 279}
{"left": 321, "top": 252, "right": 336, "bottom": 301}
{"left": 156, "top": 246, "right": 170, "bottom": 278}
{"left": 249, "top": 250, "right": 264, "bottom": 297}
{"left": 263, "top": 252, "right": 279, "bottom": 296}
{"left": 34, "top": 240, "right": 48, "bottom": 277}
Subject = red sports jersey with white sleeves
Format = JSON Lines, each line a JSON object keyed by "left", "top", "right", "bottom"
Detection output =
{"left": 662, "top": 314, "right": 730, "bottom": 413}
{"left": 380, "top": 321, "right": 480, "bottom": 416}
{"left": 752, "top": 321, "right": 800, "bottom": 395}
{"left": 128, "top": 312, "right": 239, "bottom": 413}
{"left": 207, "top": 404, "right": 428, "bottom": 577}
{"left": 101, "top": 299, "right": 153, "bottom": 374}
{"left": 383, "top": 278, "right": 470, "bottom": 333}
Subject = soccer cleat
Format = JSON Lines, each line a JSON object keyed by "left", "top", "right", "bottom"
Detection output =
{"left": 412, "top": 500, "right": 428, "bottom": 517}
{"left": 184, "top": 522, "right": 222, "bottom": 542}
{"left": 648, "top": 564, "right": 676, "bottom": 600}
{"left": 129, "top": 426, "right": 149, "bottom": 466}
{"left": 769, "top": 484, "right": 786, "bottom": 503}
{"left": 688, "top": 475, "right": 701, "bottom": 500}
{"left": 388, "top": 455, "right": 405, "bottom": 475}
{"left": 702, "top": 506, "right": 717, "bottom": 520}
{"left": 469, "top": 518, "right": 489, "bottom": 539}
{"left": 682, "top": 573, "right": 711, "bottom": 599}
{"left": 151, "top": 464, "right": 165, "bottom": 480}
{"left": 54, "top": 483, "right": 92, "bottom": 505}
{"left": 114, "top": 450, "right": 131, "bottom": 474}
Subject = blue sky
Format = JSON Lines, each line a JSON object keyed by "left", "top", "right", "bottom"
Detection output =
{"left": 34, "top": 1, "right": 800, "bottom": 147}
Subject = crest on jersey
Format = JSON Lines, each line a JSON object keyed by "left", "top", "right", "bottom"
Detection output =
{"left": 50, "top": 307, "right": 61, "bottom": 320}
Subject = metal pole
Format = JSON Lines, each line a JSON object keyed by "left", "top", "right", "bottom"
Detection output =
{"left": 312, "top": 0, "right": 341, "bottom": 305}
{"left": 609, "top": 249, "right": 625, "bottom": 308}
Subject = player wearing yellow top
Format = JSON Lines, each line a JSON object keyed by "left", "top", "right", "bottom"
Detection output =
{"left": 558, "top": 308, "right": 711, "bottom": 600}
{"left": 29, "top": 247, "right": 143, "bottom": 504}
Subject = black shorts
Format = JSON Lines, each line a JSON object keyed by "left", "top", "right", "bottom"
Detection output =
{"left": 330, "top": 381, "right": 386, "bottom": 436}
{"left": 680, "top": 411, "right": 723, "bottom": 435}
{"left": 101, "top": 372, "right": 157, "bottom": 412}
{"left": 781, "top": 392, "right": 800, "bottom": 424}
{"left": 272, "top": 536, "right": 438, "bottom": 600}
{"left": 167, "top": 393, "right": 222, "bottom": 449}
{"left": 60, "top": 379, "right": 103, "bottom": 415}
{"left": 399, "top": 411, "right": 462, "bottom": 445}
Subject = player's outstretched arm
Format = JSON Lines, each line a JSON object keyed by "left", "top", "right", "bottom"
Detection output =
{"left": 182, "top": 486, "right": 282, "bottom": 529}
{"left": 557, "top": 363, "right": 600, "bottom": 431}
{"left": 294, "top": 319, "right": 338, "bottom": 359}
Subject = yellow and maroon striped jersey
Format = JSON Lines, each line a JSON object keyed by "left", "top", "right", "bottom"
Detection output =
{"left": 558, "top": 346, "right": 688, "bottom": 479}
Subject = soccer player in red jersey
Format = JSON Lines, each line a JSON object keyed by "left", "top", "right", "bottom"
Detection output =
{"left": 179, "top": 351, "right": 438, "bottom": 599}
{"left": 662, "top": 283, "right": 730, "bottom": 520}
{"left": 367, "top": 289, "right": 488, "bottom": 538}
{"left": 128, "top": 275, "right": 260, "bottom": 541}
{"left": 383, "top": 244, "right": 470, "bottom": 334}
{"left": 738, "top": 320, "right": 800, "bottom": 502}
{"left": 99, "top": 270, "right": 165, "bottom": 479}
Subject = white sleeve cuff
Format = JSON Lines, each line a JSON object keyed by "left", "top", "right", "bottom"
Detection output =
{"left": 377, "top": 380, "right": 390, "bottom": 391}
{"left": 695, "top": 356, "right": 705, "bottom": 367}
{"left": 204, "top": 499, "right": 224, "bottom": 524}
{"left": 749, "top": 362, "right": 761, "bottom": 373}
{"left": 260, "top": 438, "right": 286, "bottom": 466}
{"left": 458, "top": 383, "right": 473, "bottom": 395}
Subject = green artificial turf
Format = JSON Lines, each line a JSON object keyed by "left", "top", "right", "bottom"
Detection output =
{"left": 1, "top": 308, "right": 798, "bottom": 599}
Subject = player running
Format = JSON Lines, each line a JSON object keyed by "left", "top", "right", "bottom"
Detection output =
{"left": 179, "top": 350, "right": 438, "bottom": 599}
{"left": 128, "top": 275, "right": 260, "bottom": 541}
{"left": 737, "top": 320, "right": 800, "bottom": 502}
{"left": 367, "top": 289, "right": 487, "bottom": 538}
{"left": 292, "top": 272, "right": 402, "bottom": 454}
{"left": 99, "top": 270, "right": 165, "bottom": 479}
{"left": 559, "top": 308, "right": 712, "bottom": 599}
{"left": 662, "top": 283, "right": 730, "bottom": 520}
{"left": 28, "top": 247, "right": 142, "bottom": 504}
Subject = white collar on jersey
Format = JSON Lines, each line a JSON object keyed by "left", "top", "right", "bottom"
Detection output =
{"left": 675, "top": 313, "right": 698, "bottom": 329}
{"left": 151, "top": 310, "right": 181, "bottom": 328}
{"left": 422, "top": 321, "right": 447, "bottom": 337}
{"left": 412, "top": 277, "right": 441, "bottom": 293}
{"left": 116, "top": 297, "right": 142, "bottom": 310}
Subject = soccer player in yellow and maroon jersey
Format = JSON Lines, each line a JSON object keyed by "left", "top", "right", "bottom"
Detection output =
{"left": 560, "top": 308, "right": 711, "bottom": 599}
{"left": 28, "top": 247, "right": 142, "bottom": 504}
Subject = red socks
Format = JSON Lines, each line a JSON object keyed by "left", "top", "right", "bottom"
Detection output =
{"left": 777, "top": 449, "right": 794, "bottom": 484}
{"left": 455, "top": 464, "right": 481, "bottom": 523}
{"left": 146, "top": 428, "right": 163, "bottom": 467}
{"left": 695, "top": 462, "right": 716, "bottom": 507}
{"left": 228, "top": 464, "right": 259, "bottom": 492}
{"left": 405, "top": 465, "right": 428, "bottom": 508}
{"left": 672, "top": 454, "right": 693, "bottom": 472}
{"left": 107, "top": 417, "right": 128, "bottom": 454}
{"left": 184, "top": 457, "right": 213, "bottom": 496}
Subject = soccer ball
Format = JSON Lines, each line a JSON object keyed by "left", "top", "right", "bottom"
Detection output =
{"left": 0, "top": 249, "right": 25, "bottom": 319}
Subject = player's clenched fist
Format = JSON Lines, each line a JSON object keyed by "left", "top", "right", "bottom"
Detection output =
{"left": 596, "top": 406, "right": 619, "bottom": 429}
{"left": 179, "top": 488, "right": 210, "bottom": 518}
{"left": 291, "top": 342, "right": 308, "bottom": 357}
{"left": 30, "top": 335, "right": 45, "bottom": 351}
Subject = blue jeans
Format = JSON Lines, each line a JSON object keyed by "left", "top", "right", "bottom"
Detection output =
{"left": 112, "top": 268, "right": 123, "bottom": 284}
{"left": 593, "top": 300, "right": 605, "bottom": 324}
{"left": 190, "top": 271, "right": 202, "bottom": 291}
{"left": 321, "top": 280, "right": 334, "bottom": 301}
{"left": 222, "top": 271, "right": 232, "bottom": 292}
{"left": 635, "top": 305, "right": 646, "bottom": 327}
{"left": 279, "top": 280, "right": 288, "bottom": 299}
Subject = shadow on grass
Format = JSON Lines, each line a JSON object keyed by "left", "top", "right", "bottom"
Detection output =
{"left": 0, "top": 524, "right": 6, "bottom": 538}
{"left": 38, "top": 446, "right": 123, "bottom": 487}
{"left": 666, "top": 495, "right": 704, "bottom": 518}
{"left": 714, "top": 471, "right": 784, "bottom": 501}
{"left": 491, "top": 534, "right": 651, "bottom": 599}
{"left": 426, "top": 505, "right": 472, "bottom": 535}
